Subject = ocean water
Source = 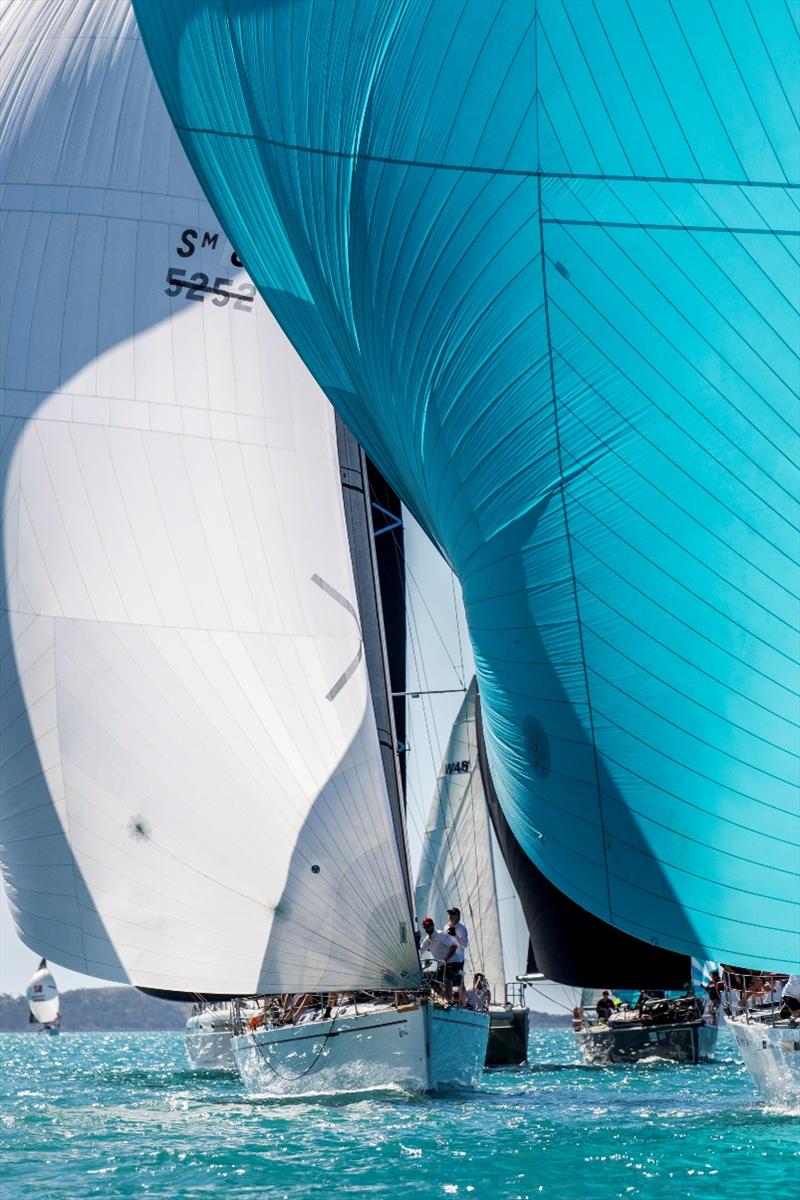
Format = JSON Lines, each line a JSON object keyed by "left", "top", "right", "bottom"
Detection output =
{"left": 1, "top": 1028, "right": 796, "bottom": 1200}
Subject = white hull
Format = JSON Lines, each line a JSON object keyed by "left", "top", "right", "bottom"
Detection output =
{"left": 232, "top": 1000, "right": 489, "bottom": 1099}
{"left": 185, "top": 1010, "right": 236, "bottom": 1071}
{"left": 727, "top": 1016, "right": 800, "bottom": 1106}
{"left": 185, "top": 1028, "right": 235, "bottom": 1071}
{"left": 699, "top": 1024, "right": 718, "bottom": 1060}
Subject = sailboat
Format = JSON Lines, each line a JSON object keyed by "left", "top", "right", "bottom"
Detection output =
{"left": 415, "top": 678, "right": 530, "bottom": 1067}
{"left": 723, "top": 969, "right": 800, "bottom": 1104}
{"left": 573, "top": 983, "right": 717, "bottom": 1066}
{"left": 0, "top": 0, "right": 488, "bottom": 1099}
{"left": 134, "top": 0, "right": 799, "bottom": 991}
{"left": 26, "top": 960, "right": 60, "bottom": 1035}
{"left": 228, "top": 427, "right": 488, "bottom": 1098}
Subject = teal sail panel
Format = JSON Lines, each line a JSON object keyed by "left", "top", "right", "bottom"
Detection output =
{"left": 133, "top": 0, "right": 800, "bottom": 971}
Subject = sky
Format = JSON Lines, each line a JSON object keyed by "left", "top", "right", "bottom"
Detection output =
{"left": 0, "top": 511, "right": 566, "bottom": 1012}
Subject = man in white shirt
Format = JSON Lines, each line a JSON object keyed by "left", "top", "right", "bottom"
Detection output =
{"left": 420, "top": 916, "right": 457, "bottom": 1000}
{"left": 444, "top": 906, "right": 468, "bottom": 1001}
{"left": 780, "top": 974, "right": 800, "bottom": 1017}
{"left": 445, "top": 907, "right": 468, "bottom": 959}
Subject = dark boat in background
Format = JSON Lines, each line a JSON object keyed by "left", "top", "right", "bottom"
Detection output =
{"left": 575, "top": 993, "right": 717, "bottom": 1065}
{"left": 486, "top": 984, "right": 530, "bottom": 1068}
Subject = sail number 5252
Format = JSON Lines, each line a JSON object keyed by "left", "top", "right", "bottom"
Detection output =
{"left": 165, "top": 267, "right": 255, "bottom": 310}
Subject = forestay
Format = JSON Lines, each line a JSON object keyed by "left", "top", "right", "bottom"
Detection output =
{"left": 0, "top": 0, "right": 419, "bottom": 996}
{"left": 415, "top": 680, "right": 505, "bottom": 1001}
{"left": 133, "top": 0, "right": 800, "bottom": 971}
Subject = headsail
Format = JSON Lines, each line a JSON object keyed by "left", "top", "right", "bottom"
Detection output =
{"left": 0, "top": 0, "right": 419, "bottom": 996}
{"left": 134, "top": 0, "right": 800, "bottom": 971}
{"left": 415, "top": 679, "right": 505, "bottom": 1000}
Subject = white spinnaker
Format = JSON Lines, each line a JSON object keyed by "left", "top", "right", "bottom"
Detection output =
{"left": 0, "top": 0, "right": 418, "bottom": 995}
{"left": 26, "top": 960, "right": 59, "bottom": 1024}
{"left": 414, "top": 679, "right": 506, "bottom": 999}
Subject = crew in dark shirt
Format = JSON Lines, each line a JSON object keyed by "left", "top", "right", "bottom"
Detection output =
{"left": 595, "top": 991, "right": 614, "bottom": 1020}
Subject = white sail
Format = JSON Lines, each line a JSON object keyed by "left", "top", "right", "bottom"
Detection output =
{"left": 0, "top": 0, "right": 418, "bottom": 996}
{"left": 26, "top": 960, "right": 59, "bottom": 1025}
{"left": 414, "top": 679, "right": 505, "bottom": 999}
{"left": 580, "top": 989, "right": 605, "bottom": 1009}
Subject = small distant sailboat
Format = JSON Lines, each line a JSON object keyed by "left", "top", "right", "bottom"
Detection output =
{"left": 26, "top": 960, "right": 60, "bottom": 1035}
{"left": 415, "top": 678, "right": 530, "bottom": 1068}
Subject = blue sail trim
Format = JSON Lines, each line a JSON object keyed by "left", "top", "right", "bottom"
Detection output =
{"left": 133, "top": 0, "right": 800, "bottom": 971}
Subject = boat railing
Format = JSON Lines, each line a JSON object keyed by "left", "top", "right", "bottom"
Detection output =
{"left": 231, "top": 989, "right": 436, "bottom": 1036}
{"left": 230, "top": 983, "right": 488, "bottom": 1034}
{"left": 720, "top": 969, "right": 789, "bottom": 1024}
{"left": 577, "top": 994, "right": 703, "bottom": 1031}
{"left": 503, "top": 981, "right": 526, "bottom": 1009}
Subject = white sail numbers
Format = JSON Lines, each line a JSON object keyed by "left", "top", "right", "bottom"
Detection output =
{"left": 164, "top": 228, "right": 255, "bottom": 310}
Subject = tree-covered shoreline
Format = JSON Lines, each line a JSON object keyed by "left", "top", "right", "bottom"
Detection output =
{"left": 0, "top": 988, "right": 571, "bottom": 1032}
{"left": 0, "top": 986, "right": 191, "bottom": 1032}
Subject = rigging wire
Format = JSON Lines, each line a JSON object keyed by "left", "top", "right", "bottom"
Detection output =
{"left": 450, "top": 568, "right": 466, "bottom": 688}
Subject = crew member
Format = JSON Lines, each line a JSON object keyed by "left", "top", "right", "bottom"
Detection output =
{"left": 444, "top": 906, "right": 468, "bottom": 1001}
{"left": 595, "top": 991, "right": 615, "bottom": 1021}
{"left": 780, "top": 975, "right": 800, "bottom": 1018}
{"left": 465, "top": 973, "right": 489, "bottom": 1012}
{"left": 420, "top": 916, "right": 456, "bottom": 999}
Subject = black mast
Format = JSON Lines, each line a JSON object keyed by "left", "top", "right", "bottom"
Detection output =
{"left": 335, "top": 416, "right": 415, "bottom": 919}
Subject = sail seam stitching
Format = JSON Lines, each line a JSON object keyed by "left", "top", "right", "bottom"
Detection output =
{"left": 540, "top": 217, "right": 798, "bottom": 236}
{"left": 533, "top": 0, "right": 614, "bottom": 923}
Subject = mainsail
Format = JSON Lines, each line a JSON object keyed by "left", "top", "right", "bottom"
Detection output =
{"left": 415, "top": 679, "right": 505, "bottom": 1000}
{"left": 134, "top": 0, "right": 800, "bottom": 971}
{"left": 0, "top": 0, "right": 419, "bottom": 996}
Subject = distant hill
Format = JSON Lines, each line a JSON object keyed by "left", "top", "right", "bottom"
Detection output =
{"left": 0, "top": 989, "right": 571, "bottom": 1032}
{"left": 0, "top": 987, "right": 192, "bottom": 1032}
{"left": 528, "top": 1010, "right": 572, "bottom": 1028}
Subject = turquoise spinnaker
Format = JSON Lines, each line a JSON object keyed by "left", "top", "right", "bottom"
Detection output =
{"left": 133, "top": 0, "right": 800, "bottom": 971}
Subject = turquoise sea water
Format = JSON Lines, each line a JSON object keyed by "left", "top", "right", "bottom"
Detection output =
{"left": 1, "top": 1028, "right": 797, "bottom": 1199}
